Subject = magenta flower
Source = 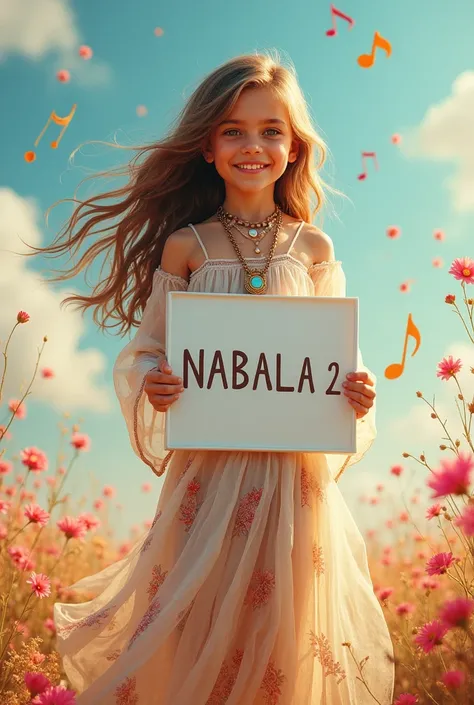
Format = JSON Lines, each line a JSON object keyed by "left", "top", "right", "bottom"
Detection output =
{"left": 441, "top": 670, "right": 465, "bottom": 689}
{"left": 426, "top": 503, "right": 443, "bottom": 520}
{"left": 396, "top": 602, "right": 416, "bottom": 616}
{"left": 0, "top": 460, "right": 13, "bottom": 475}
{"left": 455, "top": 504, "right": 474, "bottom": 536}
{"left": 56, "top": 516, "right": 87, "bottom": 541}
{"left": 377, "top": 587, "right": 394, "bottom": 600}
{"left": 427, "top": 452, "right": 473, "bottom": 498}
{"left": 24, "top": 504, "right": 50, "bottom": 528}
{"left": 0, "top": 499, "right": 12, "bottom": 515}
{"left": 20, "top": 447, "right": 48, "bottom": 473}
{"left": 439, "top": 597, "right": 474, "bottom": 629}
{"left": 41, "top": 367, "right": 55, "bottom": 378}
{"left": 35, "top": 685, "right": 76, "bottom": 704}
{"left": 448, "top": 256, "right": 474, "bottom": 284}
{"left": 26, "top": 572, "right": 51, "bottom": 599}
{"left": 17, "top": 310, "right": 30, "bottom": 323}
{"left": 414, "top": 619, "right": 449, "bottom": 653}
{"left": 8, "top": 545, "right": 35, "bottom": 571}
{"left": 426, "top": 551, "right": 456, "bottom": 576}
{"left": 436, "top": 355, "right": 462, "bottom": 381}
{"left": 8, "top": 399, "right": 26, "bottom": 419}
{"left": 24, "top": 671, "right": 50, "bottom": 696}
{"left": 70, "top": 432, "right": 91, "bottom": 452}
{"left": 394, "top": 695, "right": 418, "bottom": 705}
{"left": 77, "top": 512, "right": 100, "bottom": 531}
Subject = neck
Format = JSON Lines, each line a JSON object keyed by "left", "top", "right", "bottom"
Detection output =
{"left": 220, "top": 196, "right": 278, "bottom": 224}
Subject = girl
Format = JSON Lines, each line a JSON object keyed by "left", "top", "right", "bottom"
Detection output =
{"left": 32, "top": 52, "right": 394, "bottom": 704}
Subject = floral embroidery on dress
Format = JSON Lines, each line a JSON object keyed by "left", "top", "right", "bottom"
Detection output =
{"left": 114, "top": 675, "right": 139, "bottom": 705}
{"left": 260, "top": 661, "right": 286, "bottom": 705}
{"left": 206, "top": 648, "right": 244, "bottom": 704}
{"left": 309, "top": 631, "right": 347, "bottom": 684}
{"left": 301, "top": 467, "right": 324, "bottom": 507}
{"left": 141, "top": 510, "right": 162, "bottom": 553}
{"left": 312, "top": 543, "right": 325, "bottom": 577}
{"left": 106, "top": 649, "right": 121, "bottom": 662}
{"left": 178, "top": 477, "right": 202, "bottom": 532}
{"left": 244, "top": 569, "right": 276, "bottom": 610}
{"left": 128, "top": 597, "right": 161, "bottom": 651}
{"left": 232, "top": 487, "right": 263, "bottom": 538}
{"left": 57, "top": 605, "right": 116, "bottom": 636}
{"left": 147, "top": 563, "right": 168, "bottom": 603}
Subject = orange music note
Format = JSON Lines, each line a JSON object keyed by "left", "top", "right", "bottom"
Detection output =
{"left": 357, "top": 30, "right": 392, "bottom": 69}
{"left": 326, "top": 3, "right": 355, "bottom": 36}
{"left": 357, "top": 151, "right": 378, "bottom": 180}
{"left": 385, "top": 314, "right": 422, "bottom": 380}
{"left": 24, "top": 104, "right": 77, "bottom": 163}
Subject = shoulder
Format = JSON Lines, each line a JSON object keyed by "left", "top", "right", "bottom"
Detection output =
{"left": 301, "top": 223, "right": 336, "bottom": 265}
{"left": 160, "top": 226, "right": 196, "bottom": 279}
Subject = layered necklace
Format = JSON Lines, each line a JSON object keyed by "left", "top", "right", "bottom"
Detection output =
{"left": 216, "top": 204, "right": 283, "bottom": 295}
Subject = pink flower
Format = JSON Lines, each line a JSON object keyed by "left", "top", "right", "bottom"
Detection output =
{"left": 432, "top": 257, "right": 443, "bottom": 268}
{"left": 433, "top": 230, "right": 445, "bottom": 241}
{"left": 17, "top": 310, "right": 30, "bottom": 323}
{"left": 390, "top": 465, "right": 403, "bottom": 476}
{"left": 399, "top": 511, "right": 409, "bottom": 522}
{"left": 445, "top": 294, "right": 455, "bottom": 304}
{"left": 438, "top": 597, "right": 474, "bottom": 629}
{"left": 30, "top": 651, "right": 46, "bottom": 665}
{"left": 414, "top": 619, "right": 449, "bottom": 653}
{"left": 77, "top": 513, "right": 100, "bottom": 531}
{"left": 41, "top": 367, "right": 55, "bottom": 378}
{"left": 25, "top": 671, "right": 50, "bottom": 696}
{"left": 441, "top": 670, "right": 465, "bottom": 689}
{"left": 448, "top": 256, "right": 474, "bottom": 284}
{"left": 436, "top": 355, "right": 462, "bottom": 381}
{"left": 8, "top": 545, "right": 35, "bottom": 571}
{"left": 455, "top": 504, "right": 474, "bottom": 536}
{"left": 57, "top": 516, "right": 87, "bottom": 541}
{"left": 93, "top": 499, "right": 104, "bottom": 510}
{"left": 102, "top": 485, "right": 116, "bottom": 498}
{"left": 44, "top": 617, "right": 56, "bottom": 633}
{"left": 8, "top": 399, "right": 26, "bottom": 418}
{"left": 396, "top": 602, "right": 416, "bottom": 616}
{"left": 394, "top": 694, "right": 418, "bottom": 705}
{"left": 0, "top": 460, "right": 13, "bottom": 475}
{"left": 24, "top": 504, "right": 50, "bottom": 528}
{"left": 426, "top": 503, "right": 443, "bottom": 520}
{"left": 377, "top": 587, "right": 394, "bottom": 600}
{"left": 427, "top": 452, "right": 473, "bottom": 498}
{"left": 20, "top": 447, "right": 48, "bottom": 473}
{"left": 5, "top": 486, "right": 16, "bottom": 497}
{"left": 35, "top": 685, "right": 76, "bottom": 704}
{"left": 26, "top": 572, "right": 51, "bottom": 598}
{"left": 71, "top": 433, "right": 91, "bottom": 452}
{"left": 426, "top": 551, "right": 456, "bottom": 576}
{"left": 0, "top": 499, "right": 12, "bottom": 515}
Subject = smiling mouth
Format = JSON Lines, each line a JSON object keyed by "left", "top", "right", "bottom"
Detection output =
{"left": 233, "top": 164, "right": 270, "bottom": 173}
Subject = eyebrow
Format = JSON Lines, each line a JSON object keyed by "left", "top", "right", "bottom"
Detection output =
{"left": 217, "top": 118, "right": 287, "bottom": 127}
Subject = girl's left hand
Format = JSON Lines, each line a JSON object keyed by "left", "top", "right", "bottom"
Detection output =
{"left": 341, "top": 371, "right": 376, "bottom": 420}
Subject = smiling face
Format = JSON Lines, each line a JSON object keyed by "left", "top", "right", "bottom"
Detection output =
{"left": 204, "top": 86, "right": 299, "bottom": 200}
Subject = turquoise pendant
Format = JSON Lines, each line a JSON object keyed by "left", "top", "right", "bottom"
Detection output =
{"left": 245, "top": 270, "right": 267, "bottom": 294}
{"left": 248, "top": 228, "right": 258, "bottom": 238}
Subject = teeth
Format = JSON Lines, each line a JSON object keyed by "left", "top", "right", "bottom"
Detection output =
{"left": 236, "top": 164, "right": 266, "bottom": 170}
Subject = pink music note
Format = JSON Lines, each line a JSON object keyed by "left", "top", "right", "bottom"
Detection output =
{"left": 357, "top": 151, "right": 378, "bottom": 181}
{"left": 326, "top": 3, "right": 355, "bottom": 36}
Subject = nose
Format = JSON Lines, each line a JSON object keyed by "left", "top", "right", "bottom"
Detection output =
{"left": 241, "top": 142, "right": 263, "bottom": 155}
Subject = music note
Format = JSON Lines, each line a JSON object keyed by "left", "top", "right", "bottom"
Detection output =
{"left": 357, "top": 30, "right": 392, "bottom": 69}
{"left": 24, "top": 104, "right": 77, "bottom": 163}
{"left": 326, "top": 3, "right": 355, "bottom": 36}
{"left": 357, "top": 151, "right": 378, "bottom": 180}
{"left": 385, "top": 314, "right": 421, "bottom": 380}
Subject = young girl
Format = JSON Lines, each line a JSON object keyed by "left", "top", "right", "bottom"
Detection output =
{"left": 36, "top": 52, "right": 394, "bottom": 704}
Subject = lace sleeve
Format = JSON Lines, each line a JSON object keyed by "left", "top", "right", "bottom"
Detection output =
{"left": 309, "top": 261, "right": 377, "bottom": 483}
{"left": 112, "top": 267, "right": 189, "bottom": 477}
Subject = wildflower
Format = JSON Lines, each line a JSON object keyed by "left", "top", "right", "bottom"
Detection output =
{"left": 438, "top": 597, "right": 474, "bottom": 629}
{"left": 445, "top": 294, "right": 455, "bottom": 304}
{"left": 377, "top": 587, "right": 394, "bottom": 600}
{"left": 25, "top": 671, "right": 51, "bottom": 697}
{"left": 0, "top": 499, "right": 12, "bottom": 514}
{"left": 8, "top": 545, "right": 35, "bottom": 571}
{"left": 427, "top": 452, "right": 473, "bottom": 498}
{"left": 394, "top": 694, "right": 418, "bottom": 705}
{"left": 5, "top": 485, "right": 16, "bottom": 497}
{"left": 44, "top": 617, "right": 56, "bottom": 633}
{"left": 35, "top": 685, "right": 77, "bottom": 704}
{"left": 26, "top": 572, "right": 51, "bottom": 598}
{"left": 399, "top": 511, "right": 409, "bottom": 522}
{"left": 396, "top": 602, "right": 416, "bottom": 616}
{"left": 390, "top": 465, "right": 403, "bottom": 476}
{"left": 432, "top": 257, "right": 443, "bottom": 268}
{"left": 57, "top": 516, "right": 87, "bottom": 541}
{"left": 441, "top": 670, "right": 465, "bottom": 689}
{"left": 426, "top": 551, "right": 456, "bottom": 576}
{"left": 448, "top": 256, "right": 474, "bottom": 284}
{"left": 426, "top": 503, "right": 443, "bottom": 520}
{"left": 41, "top": 367, "right": 55, "bottom": 378}
{"left": 454, "top": 504, "right": 474, "bottom": 536}
{"left": 20, "top": 447, "right": 48, "bottom": 473}
{"left": 102, "top": 485, "right": 115, "bottom": 498}
{"left": 30, "top": 651, "right": 46, "bottom": 665}
{"left": 414, "top": 619, "right": 449, "bottom": 653}
{"left": 8, "top": 399, "right": 26, "bottom": 418}
{"left": 77, "top": 512, "right": 100, "bottom": 531}
{"left": 17, "top": 310, "right": 30, "bottom": 323}
{"left": 436, "top": 355, "right": 462, "bottom": 381}
{"left": 0, "top": 459, "right": 13, "bottom": 475}
{"left": 24, "top": 503, "right": 50, "bottom": 528}
{"left": 71, "top": 432, "right": 91, "bottom": 451}
{"left": 93, "top": 499, "right": 104, "bottom": 510}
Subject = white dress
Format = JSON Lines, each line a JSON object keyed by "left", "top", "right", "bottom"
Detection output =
{"left": 54, "top": 222, "right": 395, "bottom": 705}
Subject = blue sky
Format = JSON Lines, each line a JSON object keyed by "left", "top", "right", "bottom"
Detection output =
{"left": 0, "top": 0, "right": 473, "bottom": 542}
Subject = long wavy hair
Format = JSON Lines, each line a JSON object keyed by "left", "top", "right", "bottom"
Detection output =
{"left": 23, "top": 50, "right": 340, "bottom": 337}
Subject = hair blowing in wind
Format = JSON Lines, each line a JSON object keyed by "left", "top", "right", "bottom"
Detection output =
{"left": 22, "top": 51, "right": 337, "bottom": 336}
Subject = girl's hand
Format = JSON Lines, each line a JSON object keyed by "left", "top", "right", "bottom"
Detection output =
{"left": 144, "top": 357, "right": 184, "bottom": 413}
{"left": 341, "top": 371, "right": 376, "bottom": 420}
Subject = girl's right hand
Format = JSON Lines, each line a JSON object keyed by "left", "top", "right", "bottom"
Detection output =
{"left": 144, "top": 357, "right": 184, "bottom": 413}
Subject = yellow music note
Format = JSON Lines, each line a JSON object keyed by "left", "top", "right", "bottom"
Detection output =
{"left": 24, "top": 104, "right": 77, "bottom": 163}
{"left": 357, "top": 30, "right": 392, "bottom": 69}
{"left": 385, "top": 314, "right": 421, "bottom": 380}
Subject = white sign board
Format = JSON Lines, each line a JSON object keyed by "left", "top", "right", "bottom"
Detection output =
{"left": 165, "top": 292, "right": 358, "bottom": 454}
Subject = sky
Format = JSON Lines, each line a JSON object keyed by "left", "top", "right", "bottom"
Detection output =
{"left": 0, "top": 0, "right": 473, "bottom": 543}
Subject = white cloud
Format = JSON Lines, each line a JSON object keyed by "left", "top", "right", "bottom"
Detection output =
{"left": 0, "top": 187, "right": 111, "bottom": 414}
{"left": 0, "top": 0, "right": 112, "bottom": 87}
{"left": 401, "top": 71, "right": 474, "bottom": 212}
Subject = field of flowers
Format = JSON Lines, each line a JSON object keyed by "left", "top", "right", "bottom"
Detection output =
{"left": 0, "top": 257, "right": 473, "bottom": 705}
